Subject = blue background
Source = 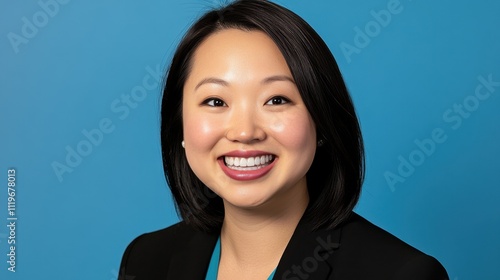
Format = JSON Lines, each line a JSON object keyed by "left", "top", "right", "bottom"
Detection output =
{"left": 1, "top": 0, "right": 499, "bottom": 279}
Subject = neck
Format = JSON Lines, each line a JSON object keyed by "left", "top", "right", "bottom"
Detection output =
{"left": 220, "top": 182, "right": 309, "bottom": 269}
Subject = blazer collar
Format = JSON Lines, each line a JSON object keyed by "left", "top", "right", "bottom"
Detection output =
{"left": 166, "top": 228, "right": 219, "bottom": 280}
{"left": 166, "top": 215, "right": 342, "bottom": 280}
{"left": 273, "top": 217, "right": 342, "bottom": 279}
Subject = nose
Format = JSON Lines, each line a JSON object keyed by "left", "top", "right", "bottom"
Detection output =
{"left": 225, "top": 106, "right": 266, "bottom": 144}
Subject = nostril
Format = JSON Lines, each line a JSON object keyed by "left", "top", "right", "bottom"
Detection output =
{"left": 225, "top": 128, "right": 266, "bottom": 143}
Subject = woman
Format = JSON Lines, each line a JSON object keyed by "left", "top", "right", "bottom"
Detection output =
{"left": 119, "top": 1, "right": 449, "bottom": 279}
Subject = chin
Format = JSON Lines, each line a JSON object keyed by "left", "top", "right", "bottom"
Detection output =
{"left": 222, "top": 193, "right": 273, "bottom": 210}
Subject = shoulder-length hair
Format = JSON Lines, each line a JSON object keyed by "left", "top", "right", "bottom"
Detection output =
{"left": 161, "top": 0, "right": 364, "bottom": 232}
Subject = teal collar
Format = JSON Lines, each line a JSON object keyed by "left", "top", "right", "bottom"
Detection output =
{"left": 205, "top": 237, "right": 276, "bottom": 280}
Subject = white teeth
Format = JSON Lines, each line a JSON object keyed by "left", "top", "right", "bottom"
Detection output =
{"left": 224, "top": 155, "right": 274, "bottom": 170}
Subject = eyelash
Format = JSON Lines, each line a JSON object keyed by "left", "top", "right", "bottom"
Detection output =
{"left": 202, "top": 96, "right": 290, "bottom": 107}
{"left": 202, "top": 98, "right": 227, "bottom": 107}
{"left": 265, "top": 96, "right": 290, "bottom": 105}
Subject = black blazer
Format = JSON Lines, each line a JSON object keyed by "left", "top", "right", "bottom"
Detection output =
{"left": 119, "top": 212, "right": 448, "bottom": 279}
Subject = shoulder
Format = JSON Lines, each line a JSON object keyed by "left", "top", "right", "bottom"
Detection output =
{"left": 332, "top": 212, "right": 449, "bottom": 279}
{"left": 118, "top": 221, "right": 198, "bottom": 279}
{"left": 122, "top": 221, "right": 196, "bottom": 260}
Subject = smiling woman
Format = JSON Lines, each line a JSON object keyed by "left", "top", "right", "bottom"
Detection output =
{"left": 182, "top": 29, "right": 316, "bottom": 212}
{"left": 119, "top": 1, "right": 449, "bottom": 279}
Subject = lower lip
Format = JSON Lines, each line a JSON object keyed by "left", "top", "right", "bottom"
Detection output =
{"left": 218, "top": 157, "right": 276, "bottom": 181}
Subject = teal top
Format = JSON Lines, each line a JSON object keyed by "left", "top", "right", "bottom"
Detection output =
{"left": 205, "top": 237, "right": 276, "bottom": 280}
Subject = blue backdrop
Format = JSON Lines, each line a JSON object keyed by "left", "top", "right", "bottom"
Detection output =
{"left": 1, "top": 0, "right": 499, "bottom": 279}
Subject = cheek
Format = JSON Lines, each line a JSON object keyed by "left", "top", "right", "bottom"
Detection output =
{"left": 270, "top": 111, "right": 316, "bottom": 150}
{"left": 183, "top": 114, "right": 221, "bottom": 151}
{"left": 182, "top": 111, "right": 225, "bottom": 184}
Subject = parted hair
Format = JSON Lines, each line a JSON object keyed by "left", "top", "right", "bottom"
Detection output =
{"left": 160, "top": 0, "right": 364, "bottom": 232}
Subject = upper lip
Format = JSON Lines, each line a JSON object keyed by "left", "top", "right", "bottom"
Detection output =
{"left": 221, "top": 150, "right": 276, "bottom": 157}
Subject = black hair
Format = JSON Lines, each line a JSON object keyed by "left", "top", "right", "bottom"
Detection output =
{"left": 161, "top": 0, "right": 364, "bottom": 232}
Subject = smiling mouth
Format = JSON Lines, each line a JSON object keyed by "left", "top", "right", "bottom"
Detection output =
{"left": 223, "top": 155, "right": 275, "bottom": 171}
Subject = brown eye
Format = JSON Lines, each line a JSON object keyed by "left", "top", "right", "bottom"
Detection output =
{"left": 266, "top": 96, "right": 290, "bottom": 105}
{"left": 203, "top": 98, "right": 226, "bottom": 107}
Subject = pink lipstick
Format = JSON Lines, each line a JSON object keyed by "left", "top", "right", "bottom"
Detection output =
{"left": 218, "top": 150, "right": 277, "bottom": 181}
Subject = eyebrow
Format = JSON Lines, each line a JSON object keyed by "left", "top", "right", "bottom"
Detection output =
{"left": 194, "top": 77, "right": 229, "bottom": 91}
{"left": 262, "top": 75, "right": 295, "bottom": 85}
{"left": 194, "top": 75, "right": 295, "bottom": 91}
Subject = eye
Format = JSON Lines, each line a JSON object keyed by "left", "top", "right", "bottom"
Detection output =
{"left": 203, "top": 98, "right": 227, "bottom": 107}
{"left": 265, "top": 96, "right": 290, "bottom": 105}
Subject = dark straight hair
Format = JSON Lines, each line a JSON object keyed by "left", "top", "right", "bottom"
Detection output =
{"left": 161, "top": 0, "right": 364, "bottom": 232}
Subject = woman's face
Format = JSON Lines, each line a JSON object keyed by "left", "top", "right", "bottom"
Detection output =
{"left": 182, "top": 29, "right": 317, "bottom": 209}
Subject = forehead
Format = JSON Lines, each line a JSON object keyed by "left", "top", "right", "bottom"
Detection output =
{"left": 187, "top": 28, "right": 292, "bottom": 81}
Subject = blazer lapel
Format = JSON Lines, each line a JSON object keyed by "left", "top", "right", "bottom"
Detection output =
{"left": 163, "top": 217, "right": 342, "bottom": 280}
{"left": 273, "top": 219, "right": 342, "bottom": 280}
{"left": 166, "top": 229, "right": 219, "bottom": 280}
